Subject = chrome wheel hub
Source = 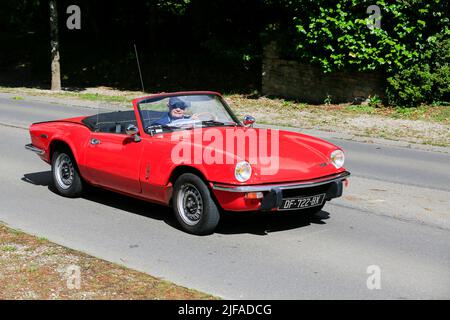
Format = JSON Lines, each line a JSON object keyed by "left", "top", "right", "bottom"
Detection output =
{"left": 55, "top": 153, "right": 74, "bottom": 189}
{"left": 177, "top": 183, "right": 203, "bottom": 226}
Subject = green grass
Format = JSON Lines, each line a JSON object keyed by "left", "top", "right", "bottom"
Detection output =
{"left": 392, "top": 106, "right": 427, "bottom": 119}
{"left": 37, "top": 236, "right": 48, "bottom": 244}
{"left": 26, "top": 264, "right": 39, "bottom": 273}
{"left": 74, "top": 93, "right": 131, "bottom": 104}
{"left": 345, "top": 104, "right": 376, "bottom": 114}
{"left": 2, "top": 245, "right": 17, "bottom": 252}
{"left": 0, "top": 86, "right": 132, "bottom": 105}
{"left": 430, "top": 106, "right": 450, "bottom": 123}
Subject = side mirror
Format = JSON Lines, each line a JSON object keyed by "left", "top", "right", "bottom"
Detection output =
{"left": 243, "top": 115, "right": 255, "bottom": 127}
{"left": 126, "top": 124, "right": 141, "bottom": 142}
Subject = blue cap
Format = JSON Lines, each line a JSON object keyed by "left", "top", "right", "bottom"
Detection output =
{"left": 168, "top": 97, "right": 189, "bottom": 110}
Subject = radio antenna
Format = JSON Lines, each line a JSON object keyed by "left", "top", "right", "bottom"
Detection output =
{"left": 134, "top": 43, "right": 145, "bottom": 92}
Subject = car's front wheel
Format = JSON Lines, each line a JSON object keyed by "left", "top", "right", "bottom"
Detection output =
{"left": 51, "top": 148, "right": 83, "bottom": 197}
{"left": 173, "top": 173, "right": 220, "bottom": 235}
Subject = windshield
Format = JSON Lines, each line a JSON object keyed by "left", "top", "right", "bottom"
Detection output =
{"left": 138, "top": 94, "right": 240, "bottom": 133}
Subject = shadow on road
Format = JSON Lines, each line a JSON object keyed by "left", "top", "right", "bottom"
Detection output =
{"left": 22, "top": 171, "right": 177, "bottom": 228}
{"left": 22, "top": 171, "right": 330, "bottom": 236}
{"left": 217, "top": 210, "right": 329, "bottom": 236}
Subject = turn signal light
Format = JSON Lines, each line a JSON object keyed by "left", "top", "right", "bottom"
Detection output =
{"left": 343, "top": 179, "right": 349, "bottom": 188}
{"left": 245, "top": 192, "right": 264, "bottom": 199}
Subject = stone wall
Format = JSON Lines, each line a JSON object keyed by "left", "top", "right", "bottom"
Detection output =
{"left": 262, "top": 42, "right": 385, "bottom": 104}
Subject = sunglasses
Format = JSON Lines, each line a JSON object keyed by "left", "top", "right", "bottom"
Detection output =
{"left": 170, "top": 104, "right": 186, "bottom": 110}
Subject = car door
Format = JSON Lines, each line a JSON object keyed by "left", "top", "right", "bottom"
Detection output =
{"left": 84, "top": 118, "right": 143, "bottom": 194}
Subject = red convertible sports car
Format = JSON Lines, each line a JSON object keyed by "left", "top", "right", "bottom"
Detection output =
{"left": 26, "top": 91, "right": 350, "bottom": 235}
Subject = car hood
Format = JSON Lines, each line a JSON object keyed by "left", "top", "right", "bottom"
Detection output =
{"left": 253, "top": 129, "right": 343, "bottom": 183}
{"left": 176, "top": 126, "right": 345, "bottom": 184}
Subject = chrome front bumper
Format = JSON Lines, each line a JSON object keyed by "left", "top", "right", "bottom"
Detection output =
{"left": 212, "top": 171, "right": 350, "bottom": 193}
{"left": 25, "top": 143, "right": 45, "bottom": 155}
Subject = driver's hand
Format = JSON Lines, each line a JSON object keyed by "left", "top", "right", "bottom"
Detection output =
{"left": 191, "top": 114, "right": 199, "bottom": 120}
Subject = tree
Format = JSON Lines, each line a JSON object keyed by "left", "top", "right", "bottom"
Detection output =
{"left": 49, "top": 0, "right": 61, "bottom": 90}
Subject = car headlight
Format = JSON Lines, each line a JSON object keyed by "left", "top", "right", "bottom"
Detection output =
{"left": 235, "top": 161, "right": 252, "bottom": 182}
{"left": 330, "top": 149, "right": 345, "bottom": 169}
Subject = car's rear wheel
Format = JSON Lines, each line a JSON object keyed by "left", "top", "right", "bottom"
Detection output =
{"left": 52, "top": 148, "right": 83, "bottom": 197}
{"left": 173, "top": 173, "right": 220, "bottom": 235}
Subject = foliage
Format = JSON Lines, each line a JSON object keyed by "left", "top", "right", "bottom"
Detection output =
{"left": 386, "top": 35, "right": 450, "bottom": 107}
{"left": 274, "top": 0, "right": 449, "bottom": 72}
{"left": 267, "top": 0, "right": 449, "bottom": 107}
{"left": 368, "top": 95, "right": 382, "bottom": 108}
{"left": 155, "top": 0, "right": 191, "bottom": 15}
{"left": 386, "top": 64, "right": 432, "bottom": 108}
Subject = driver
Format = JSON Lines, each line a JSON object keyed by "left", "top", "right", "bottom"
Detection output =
{"left": 153, "top": 97, "right": 192, "bottom": 126}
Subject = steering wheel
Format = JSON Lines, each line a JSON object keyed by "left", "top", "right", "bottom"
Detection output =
{"left": 191, "top": 112, "right": 218, "bottom": 121}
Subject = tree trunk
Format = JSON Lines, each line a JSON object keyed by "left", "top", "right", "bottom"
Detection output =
{"left": 49, "top": 0, "right": 61, "bottom": 90}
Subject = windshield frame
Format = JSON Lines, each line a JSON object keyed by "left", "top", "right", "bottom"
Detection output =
{"left": 136, "top": 92, "right": 242, "bottom": 134}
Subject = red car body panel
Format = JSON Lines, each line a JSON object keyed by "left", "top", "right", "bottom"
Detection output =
{"left": 27, "top": 91, "right": 349, "bottom": 212}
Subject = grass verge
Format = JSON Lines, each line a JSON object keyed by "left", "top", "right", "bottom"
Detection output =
{"left": 0, "top": 222, "right": 216, "bottom": 300}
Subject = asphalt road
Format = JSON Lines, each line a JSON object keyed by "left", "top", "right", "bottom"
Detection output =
{"left": 0, "top": 96, "right": 449, "bottom": 299}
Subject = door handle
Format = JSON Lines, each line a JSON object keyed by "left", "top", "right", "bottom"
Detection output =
{"left": 90, "top": 138, "right": 101, "bottom": 145}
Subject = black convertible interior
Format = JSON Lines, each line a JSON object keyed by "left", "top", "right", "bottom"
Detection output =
{"left": 82, "top": 110, "right": 165, "bottom": 133}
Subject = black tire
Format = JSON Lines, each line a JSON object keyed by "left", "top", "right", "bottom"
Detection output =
{"left": 51, "top": 148, "right": 83, "bottom": 198}
{"left": 173, "top": 173, "right": 220, "bottom": 235}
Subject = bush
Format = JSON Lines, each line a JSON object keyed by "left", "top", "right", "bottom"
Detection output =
{"left": 431, "top": 36, "right": 450, "bottom": 103}
{"left": 387, "top": 36, "right": 449, "bottom": 107}
{"left": 386, "top": 65, "right": 434, "bottom": 108}
{"left": 265, "top": 0, "right": 450, "bottom": 107}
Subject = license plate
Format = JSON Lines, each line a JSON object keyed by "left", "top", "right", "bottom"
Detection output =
{"left": 279, "top": 193, "right": 326, "bottom": 210}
